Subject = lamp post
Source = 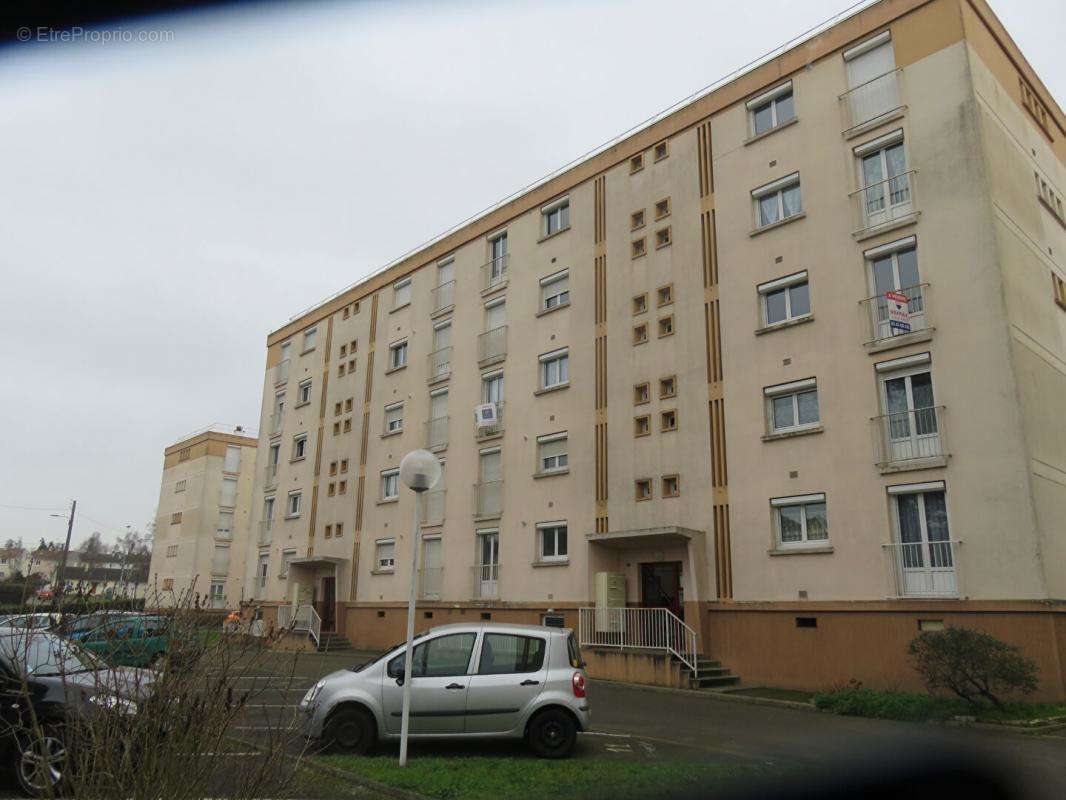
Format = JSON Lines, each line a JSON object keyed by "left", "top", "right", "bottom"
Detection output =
{"left": 397, "top": 449, "right": 442, "bottom": 768}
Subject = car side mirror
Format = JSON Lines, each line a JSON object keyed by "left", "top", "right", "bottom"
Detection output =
{"left": 394, "top": 667, "right": 405, "bottom": 687}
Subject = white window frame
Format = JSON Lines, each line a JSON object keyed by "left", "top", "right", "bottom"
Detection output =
{"left": 771, "top": 493, "right": 829, "bottom": 549}
{"left": 384, "top": 401, "right": 404, "bottom": 433}
{"left": 301, "top": 327, "right": 317, "bottom": 353}
{"left": 536, "top": 432, "right": 569, "bottom": 474}
{"left": 542, "top": 197, "right": 571, "bottom": 236}
{"left": 286, "top": 491, "right": 302, "bottom": 519}
{"left": 280, "top": 548, "right": 297, "bottom": 578}
{"left": 389, "top": 340, "right": 408, "bottom": 370}
{"left": 764, "top": 378, "right": 820, "bottom": 434}
{"left": 757, "top": 270, "right": 810, "bottom": 327}
{"left": 175, "top": 480, "right": 186, "bottom": 493}
{"left": 375, "top": 538, "right": 396, "bottom": 571}
{"left": 539, "top": 348, "right": 570, "bottom": 390}
{"left": 747, "top": 80, "right": 794, "bottom": 137}
{"left": 752, "top": 173, "right": 802, "bottom": 229}
{"left": 381, "top": 468, "right": 400, "bottom": 501}
{"left": 537, "top": 520, "right": 569, "bottom": 563}
{"left": 292, "top": 434, "right": 307, "bottom": 460}
{"left": 393, "top": 277, "right": 412, "bottom": 309}
{"left": 297, "top": 378, "right": 312, "bottom": 406}
{"left": 540, "top": 269, "right": 571, "bottom": 311}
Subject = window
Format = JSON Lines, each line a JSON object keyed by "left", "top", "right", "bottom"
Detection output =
{"left": 542, "top": 197, "right": 570, "bottom": 237}
{"left": 1054, "top": 272, "right": 1066, "bottom": 311}
{"left": 1037, "top": 173, "right": 1066, "bottom": 224}
{"left": 343, "top": 418, "right": 352, "bottom": 433}
{"left": 334, "top": 480, "right": 345, "bottom": 495}
{"left": 381, "top": 469, "right": 399, "bottom": 500}
{"left": 224, "top": 444, "right": 241, "bottom": 473}
{"left": 660, "top": 409, "right": 677, "bottom": 432}
{"left": 342, "top": 306, "right": 350, "bottom": 320}
{"left": 772, "top": 493, "right": 828, "bottom": 548}
{"left": 634, "top": 415, "right": 650, "bottom": 436}
{"left": 348, "top": 358, "right": 356, "bottom": 372}
{"left": 753, "top": 173, "right": 802, "bottom": 229}
{"left": 286, "top": 491, "right": 302, "bottom": 518}
{"left": 539, "top": 348, "right": 569, "bottom": 390}
{"left": 256, "top": 554, "right": 269, "bottom": 590}
{"left": 877, "top": 355, "right": 940, "bottom": 461}
{"left": 888, "top": 482, "right": 954, "bottom": 594}
{"left": 333, "top": 422, "right": 341, "bottom": 436}
{"left": 302, "top": 327, "right": 317, "bottom": 353}
{"left": 765, "top": 378, "right": 820, "bottom": 433}
{"left": 747, "top": 81, "right": 795, "bottom": 137}
{"left": 866, "top": 237, "right": 924, "bottom": 340}
{"left": 540, "top": 270, "right": 570, "bottom": 311}
{"left": 537, "top": 432, "right": 568, "bottom": 474}
{"left": 335, "top": 522, "right": 344, "bottom": 537}
{"left": 324, "top": 523, "right": 333, "bottom": 537}
{"left": 389, "top": 340, "right": 408, "bottom": 370}
{"left": 340, "top": 458, "right": 349, "bottom": 473}
{"left": 654, "top": 197, "right": 671, "bottom": 220}
{"left": 486, "top": 232, "right": 508, "bottom": 286}
{"left": 657, "top": 315, "right": 674, "bottom": 337}
{"left": 844, "top": 33, "right": 898, "bottom": 128}
{"left": 635, "top": 478, "right": 652, "bottom": 501}
{"left": 662, "top": 474, "right": 680, "bottom": 497}
{"left": 345, "top": 398, "right": 353, "bottom": 412}
{"left": 178, "top": 448, "right": 190, "bottom": 462}
{"left": 297, "top": 379, "right": 312, "bottom": 406}
{"left": 392, "top": 278, "right": 412, "bottom": 309}
{"left": 337, "top": 364, "right": 345, "bottom": 378}
{"left": 350, "top": 339, "right": 357, "bottom": 352}
{"left": 659, "top": 376, "right": 676, "bottom": 399}
{"left": 657, "top": 284, "right": 673, "bottom": 307}
{"left": 653, "top": 140, "right": 669, "bottom": 161}
{"left": 633, "top": 294, "right": 648, "bottom": 315}
{"left": 170, "top": 512, "right": 182, "bottom": 525}
{"left": 327, "top": 482, "right": 336, "bottom": 497}
{"left": 280, "top": 549, "right": 296, "bottom": 577}
{"left": 174, "top": 480, "right": 186, "bottom": 493}
{"left": 856, "top": 130, "right": 911, "bottom": 224}
{"left": 166, "top": 546, "right": 178, "bottom": 558}
{"left": 655, "top": 227, "right": 672, "bottom": 249}
{"left": 340, "top": 343, "right": 348, "bottom": 359}
{"left": 632, "top": 237, "right": 646, "bottom": 259}
{"left": 388, "top": 632, "right": 476, "bottom": 679}
{"left": 537, "top": 522, "right": 568, "bottom": 563}
{"left": 633, "top": 323, "right": 648, "bottom": 345}
{"left": 759, "top": 271, "right": 811, "bottom": 327}
{"left": 334, "top": 401, "right": 342, "bottom": 417}
{"left": 384, "top": 402, "right": 404, "bottom": 434}
{"left": 634, "top": 382, "right": 650, "bottom": 404}
{"left": 211, "top": 543, "right": 231, "bottom": 574}
{"left": 629, "top": 153, "right": 644, "bottom": 173}
{"left": 631, "top": 210, "right": 645, "bottom": 230}
{"left": 375, "top": 539, "right": 396, "bottom": 571}
{"left": 1020, "top": 77, "right": 1051, "bottom": 135}
{"left": 220, "top": 477, "right": 237, "bottom": 507}
{"left": 292, "top": 434, "right": 307, "bottom": 460}
{"left": 479, "top": 634, "right": 547, "bottom": 674}
{"left": 329, "top": 461, "right": 338, "bottom": 476}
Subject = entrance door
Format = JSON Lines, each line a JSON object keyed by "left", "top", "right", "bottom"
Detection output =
{"left": 319, "top": 577, "right": 336, "bottom": 633}
{"left": 641, "top": 562, "right": 683, "bottom": 619}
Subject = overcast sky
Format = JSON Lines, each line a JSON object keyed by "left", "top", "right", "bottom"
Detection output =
{"left": 0, "top": 0, "right": 1061, "bottom": 549}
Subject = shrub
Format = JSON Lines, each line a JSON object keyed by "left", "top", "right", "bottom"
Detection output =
{"left": 908, "top": 627, "right": 1038, "bottom": 709}
{"left": 813, "top": 686, "right": 958, "bottom": 721}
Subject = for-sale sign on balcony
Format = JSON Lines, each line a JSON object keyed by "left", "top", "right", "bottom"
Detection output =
{"left": 885, "top": 291, "right": 911, "bottom": 334}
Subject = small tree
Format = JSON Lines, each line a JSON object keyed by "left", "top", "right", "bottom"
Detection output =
{"left": 908, "top": 627, "right": 1038, "bottom": 709}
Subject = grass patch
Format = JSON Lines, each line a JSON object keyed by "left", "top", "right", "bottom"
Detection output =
{"left": 726, "top": 687, "right": 814, "bottom": 704}
{"left": 318, "top": 753, "right": 758, "bottom": 800}
{"left": 813, "top": 687, "right": 1066, "bottom": 724}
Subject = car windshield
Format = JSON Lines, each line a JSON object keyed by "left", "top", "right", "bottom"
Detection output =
{"left": 348, "top": 635, "right": 428, "bottom": 673}
{"left": 0, "top": 631, "right": 105, "bottom": 676}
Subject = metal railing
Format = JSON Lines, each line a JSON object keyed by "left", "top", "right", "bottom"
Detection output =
{"left": 872, "top": 405, "right": 947, "bottom": 467}
{"left": 475, "top": 401, "right": 505, "bottom": 438}
{"left": 477, "top": 326, "right": 507, "bottom": 365}
{"left": 839, "top": 69, "right": 902, "bottom": 133}
{"left": 860, "top": 283, "right": 929, "bottom": 344}
{"left": 425, "top": 416, "right": 449, "bottom": 451}
{"left": 480, "top": 253, "right": 508, "bottom": 291}
{"left": 269, "top": 413, "right": 283, "bottom": 437}
{"left": 264, "top": 463, "right": 278, "bottom": 489}
{"left": 423, "top": 488, "right": 446, "bottom": 526}
{"left": 258, "top": 519, "right": 273, "bottom": 546}
{"left": 472, "top": 564, "right": 500, "bottom": 600}
{"left": 278, "top": 603, "right": 322, "bottom": 647}
{"left": 427, "top": 346, "right": 452, "bottom": 382}
{"left": 578, "top": 607, "right": 698, "bottom": 679}
{"left": 883, "top": 540, "right": 961, "bottom": 597}
{"left": 850, "top": 169, "right": 917, "bottom": 235}
{"left": 474, "top": 480, "right": 503, "bottom": 519}
{"left": 419, "top": 567, "right": 443, "bottom": 600}
{"left": 274, "top": 359, "right": 290, "bottom": 386}
{"left": 431, "top": 280, "right": 455, "bottom": 314}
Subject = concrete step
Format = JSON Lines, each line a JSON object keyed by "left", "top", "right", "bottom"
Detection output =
{"left": 683, "top": 665, "right": 731, "bottom": 678}
{"left": 317, "top": 634, "right": 353, "bottom": 652}
{"left": 692, "top": 673, "right": 741, "bottom": 689}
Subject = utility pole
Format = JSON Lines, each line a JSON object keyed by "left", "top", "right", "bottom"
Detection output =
{"left": 51, "top": 499, "right": 76, "bottom": 611}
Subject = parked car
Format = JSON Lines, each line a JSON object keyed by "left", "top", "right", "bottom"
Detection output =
{"left": 298, "top": 622, "right": 590, "bottom": 758}
{"left": 69, "top": 615, "right": 173, "bottom": 669}
{"left": 0, "top": 613, "right": 60, "bottom": 631}
{"left": 0, "top": 626, "right": 153, "bottom": 797}
{"left": 53, "top": 610, "right": 139, "bottom": 638}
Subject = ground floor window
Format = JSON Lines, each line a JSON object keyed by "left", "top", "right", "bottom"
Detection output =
{"left": 537, "top": 521, "right": 568, "bottom": 562}
{"left": 771, "top": 493, "right": 828, "bottom": 548}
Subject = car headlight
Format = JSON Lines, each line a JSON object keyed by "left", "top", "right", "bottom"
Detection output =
{"left": 301, "top": 680, "right": 325, "bottom": 707}
{"left": 89, "top": 694, "right": 138, "bottom": 715}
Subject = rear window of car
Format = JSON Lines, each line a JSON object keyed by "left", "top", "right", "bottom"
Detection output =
{"left": 567, "top": 632, "right": 583, "bottom": 669}
{"left": 478, "top": 634, "right": 546, "bottom": 675}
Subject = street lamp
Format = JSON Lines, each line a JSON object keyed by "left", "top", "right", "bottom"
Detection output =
{"left": 397, "top": 449, "right": 441, "bottom": 768}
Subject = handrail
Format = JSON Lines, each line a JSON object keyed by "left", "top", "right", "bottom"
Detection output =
{"left": 578, "top": 606, "right": 699, "bottom": 679}
{"left": 284, "top": 603, "right": 322, "bottom": 647}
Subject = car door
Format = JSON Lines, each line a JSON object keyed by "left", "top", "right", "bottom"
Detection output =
{"left": 381, "top": 632, "right": 476, "bottom": 735}
{"left": 464, "top": 632, "right": 548, "bottom": 734}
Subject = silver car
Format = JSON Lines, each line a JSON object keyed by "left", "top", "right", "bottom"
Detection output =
{"left": 299, "top": 622, "right": 590, "bottom": 758}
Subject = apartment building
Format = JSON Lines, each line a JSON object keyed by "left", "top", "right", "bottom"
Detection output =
{"left": 149, "top": 427, "right": 258, "bottom": 607}
{"left": 238, "top": 0, "right": 1066, "bottom": 697}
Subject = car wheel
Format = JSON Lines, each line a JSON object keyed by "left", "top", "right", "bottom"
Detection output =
{"left": 527, "top": 709, "right": 577, "bottom": 759}
{"left": 15, "top": 726, "right": 68, "bottom": 798}
{"left": 323, "top": 707, "right": 375, "bottom": 755}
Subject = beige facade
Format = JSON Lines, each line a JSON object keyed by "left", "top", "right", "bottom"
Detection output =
{"left": 230, "top": 0, "right": 1065, "bottom": 695}
{"left": 149, "top": 427, "right": 258, "bottom": 607}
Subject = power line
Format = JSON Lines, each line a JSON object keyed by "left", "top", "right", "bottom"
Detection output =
{"left": 0, "top": 502, "right": 69, "bottom": 512}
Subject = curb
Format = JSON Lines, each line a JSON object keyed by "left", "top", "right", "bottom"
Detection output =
{"left": 590, "top": 678, "right": 817, "bottom": 712}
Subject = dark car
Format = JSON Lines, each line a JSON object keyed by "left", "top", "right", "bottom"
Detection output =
{"left": 0, "top": 626, "right": 153, "bottom": 797}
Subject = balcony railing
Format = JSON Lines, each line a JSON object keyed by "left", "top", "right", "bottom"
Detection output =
{"left": 872, "top": 405, "right": 947, "bottom": 468}
{"left": 258, "top": 519, "right": 273, "bottom": 546}
{"left": 274, "top": 358, "right": 290, "bottom": 386}
{"left": 477, "top": 326, "right": 507, "bottom": 365}
{"left": 883, "top": 540, "right": 960, "bottom": 597}
{"left": 474, "top": 480, "right": 503, "bottom": 519}
{"left": 431, "top": 280, "right": 455, "bottom": 314}
{"left": 269, "top": 413, "right": 283, "bottom": 437}
{"left": 475, "top": 401, "right": 504, "bottom": 439}
{"left": 427, "top": 346, "right": 452, "bottom": 382}
{"left": 419, "top": 567, "right": 443, "bottom": 601}
{"left": 472, "top": 564, "right": 500, "bottom": 600}
{"left": 425, "top": 415, "right": 449, "bottom": 451}
{"left": 850, "top": 169, "right": 917, "bottom": 236}
{"left": 423, "top": 488, "right": 446, "bottom": 526}
{"left": 263, "top": 463, "right": 278, "bottom": 490}
{"left": 480, "top": 253, "right": 508, "bottom": 292}
{"left": 860, "top": 283, "right": 930, "bottom": 345}
{"left": 839, "top": 69, "right": 902, "bottom": 134}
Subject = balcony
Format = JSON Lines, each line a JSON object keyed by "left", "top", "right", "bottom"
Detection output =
{"left": 472, "top": 564, "right": 500, "bottom": 600}
{"left": 258, "top": 519, "right": 273, "bottom": 546}
{"left": 431, "top": 280, "right": 455, "bottom": 316}
{"left": 419, "top": 566, "right": 443, "bottom": 601}
{"left": 474, "top": 480, "right": 503, "bottom": 520}
{"left": 263, "top": 463, "right": 278, "bottom": 490}
{"left": 274, "top": 358, "right": 290, "bottom": 387}
{"left": 477, "top": 326, "right": 508, "bottom": 367}
{"left": 860, "top": 283, "right": 931, "bottom": 350}
{"left": 427, "top": 346, "right": 452, "bottom": 383}
{"left": 423, "top": 488, "right": 446, "bottom": 526}
{"left": 475, "top": 401, "right": 504, "bottom": 440}
{"left": 883, "top": 539, "right": 960, "bottom": 597}
{"left": 839, "top": 69, "right": 903, "bottom": 136}
{"left": 480, "top": 254, "right": 508, "bottom": 293}
{"left": 872, "top": 405, "right": 948, "bottom": 472}
{"left": 850, "top": 169, "right": 918, "bottom": 240}
{"left": 269, "top": 413, "right": 283, "bottom": 438}
{"left": 425, "top": 416, "right": 449, "bottom": 452}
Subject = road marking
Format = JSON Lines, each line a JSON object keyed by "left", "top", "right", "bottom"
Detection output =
{"left": 583, "top": 731, "right": 632, "bottom": 739}
{"left": 605, "top": 744, "right": 633, "bottom": 753}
